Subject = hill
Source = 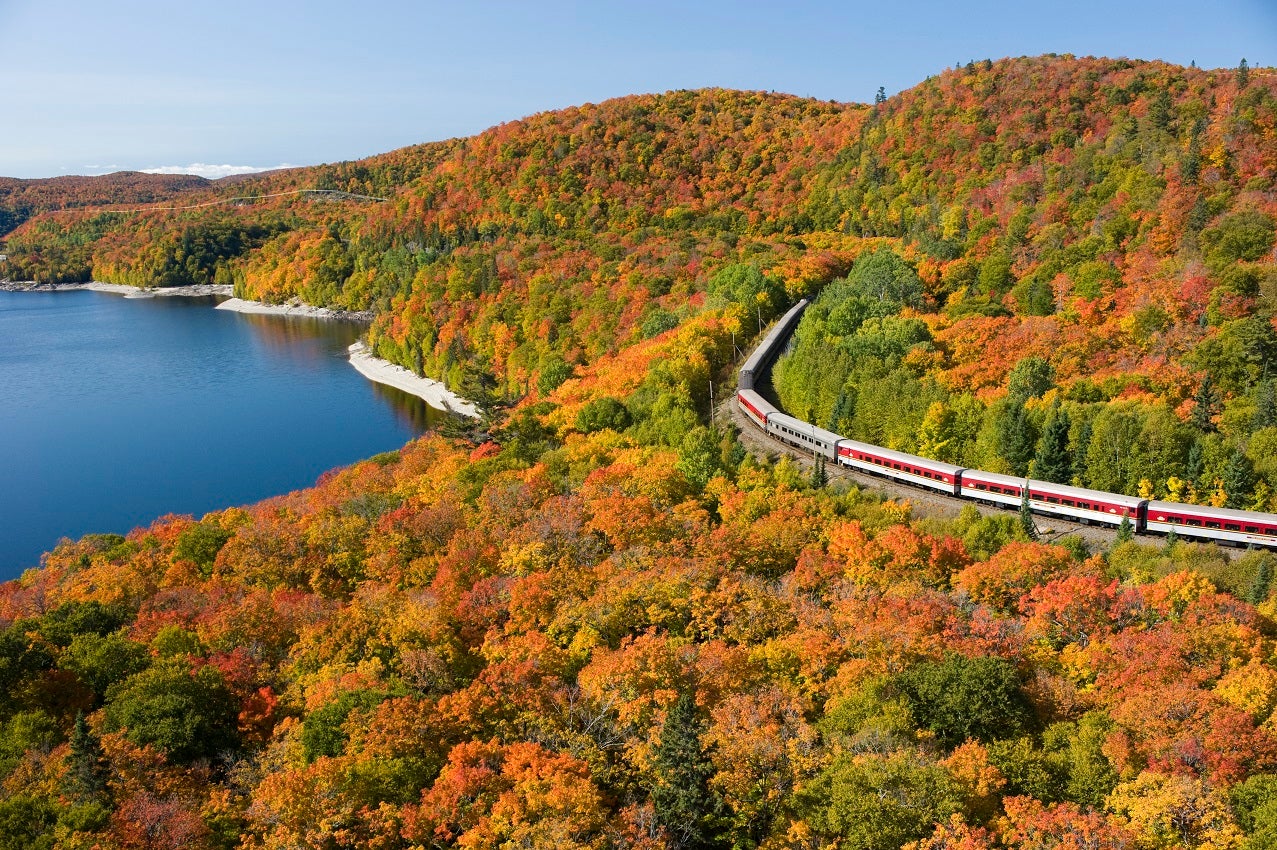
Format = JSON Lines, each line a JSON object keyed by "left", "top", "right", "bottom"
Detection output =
{"left": 0, "top": 172, "right": 214, "bottom": 237}
{"left": 3, "top": 55, "right": 1277, "bottom": 849}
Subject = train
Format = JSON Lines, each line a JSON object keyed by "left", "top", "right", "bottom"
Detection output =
{"left": 738, "top": 300, "right": 1277, "bottom": 549}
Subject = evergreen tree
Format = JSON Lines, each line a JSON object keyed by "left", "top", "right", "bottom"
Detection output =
{"left": 1164, "top": 527, "right": 1178, "bottom": 552}
{"left": 997, "top": 398, "right": 1036, "bottom": 477}
{"left": 1116, "top": 515, "right": 1134, "bottom": 543}
{"left": 1248, "top": 558, "right": 1273, "bottom": 606}
{"left": 1238, "top": 58, "right": 1250, "bottom": 89}
{"left": 1192, "top": 376, "right": 1220, "bottom": 432}
{"left": 1256, "top": 380, "right": 1277, "bottom": 430}
{"left": 64, "top": 712, "right": 106, "bottom": 801}
{"left": 1019, "top": 484, "right": 1038, "bottom": 542}
{"left": 811, "top": 455, "right": 828, "bottom": 489}
{"left": 1186, "top": 440, "right": 1206, "bottom": 485}
{"left": 1223, "top": 449, "right": 1256, "bottom": 509}
{"left": 651, "top": 692, "right": 725, "bottom": 850}
{"left": 1033, "top": 403, "right": 1072, "bottom": 484}
{"left": 875, "top": 86, "right": 887, "bottom": 104}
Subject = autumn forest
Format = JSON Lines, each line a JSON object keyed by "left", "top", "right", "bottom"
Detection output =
{"left": 2, "top": 55, "right": 1277, "bottom": 849}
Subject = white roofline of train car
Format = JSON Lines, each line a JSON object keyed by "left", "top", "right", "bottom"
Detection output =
{"left": 738, "top": 388, "right": 778, "bottom": 415}
{"left": 768, "top": 410, "right": 843, "bottom": 446}
{"left": 837, "top": 437, "right": 966, "bottom": 476}
{"left": 739, "top": 300, "right": 809, "bottom": 376}
{"left": 962, "top": 469, "right": 1145, "bottom": 509}
{"left": 1146, "top": 500, "right": 1277, "bottom": 524}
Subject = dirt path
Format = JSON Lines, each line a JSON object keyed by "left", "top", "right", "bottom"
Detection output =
{"left": 719, "top": 396, "right": 1119, "bottom": 552}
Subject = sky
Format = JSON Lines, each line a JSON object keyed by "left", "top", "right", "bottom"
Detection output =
{"left": 0, "top": 0, "right": 1273, "bottom": 179}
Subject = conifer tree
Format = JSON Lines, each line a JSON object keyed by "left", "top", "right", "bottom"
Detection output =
{"left": 1192, "top": 376, "right": 1220, "bottom": 432}
{"left": 997, "top": 398, "right": 1036, "bottom": 477}
{"left": 811, "top": 455, "right": 828, "bottom": 489}
{"left": 1248, "top": 558, "right": 1273, "bottom": 606}
{"left": 1186, "top": 440, "right": 1205, "bottom": 485}
{"left": 1034, "top": 403, "right": 1072, "bottom": 484}
{"left": 1256, "top": 380, "right": 1277, "bottom": 430}
{"left": 1116, "top": 514, "right": 1134, "bottom": 543}
{"left": 651, "top": 691, "right": 725, "bottom": 850}
{"left": 64, "top": 712, "right": 106, "bottom": 801}
{"left": 1223, "top": 449, "right": 1256, "bottom": 509}
{"left": 1019, "top": 484, "right": 1038, "bottom": 542}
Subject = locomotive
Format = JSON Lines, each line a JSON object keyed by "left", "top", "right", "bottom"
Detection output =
{"left": 738, "top": 300, "right": 1277, "bottom": 549}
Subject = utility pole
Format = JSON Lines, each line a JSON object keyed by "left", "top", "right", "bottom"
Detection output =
{"left": 757, "top": 304, "right": 762, "bottom": 334}
{"left": 708, "top": 380, "right": 715, "bottom": 425}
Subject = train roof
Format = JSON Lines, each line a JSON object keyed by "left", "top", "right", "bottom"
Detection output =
{"left": 961, "top": 470, "right": 1146, "bottom": 508}
{"left": 768, "top": 410, "right": 843, "bottom": 446}
{"left": 1147, "top": 500, "right": 1277, "bottom": 524}
{"left": 838, "top": 437, "right": 966, "bottom": 476}
{"left": 738, "top": 299, "right": 809, "bottom": 378}
{"left": 737, "top": 388, "right": 778, "bottom": 416}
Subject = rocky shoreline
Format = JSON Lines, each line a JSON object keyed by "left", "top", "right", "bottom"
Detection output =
{"left": 0, "top": 280, "right": 233, "bottom": 298}
{"left": 347, "top": 341, "right": 480, "bottom": 419}
{"left": 214, "top": 297, "right": 374, "bottom": 322}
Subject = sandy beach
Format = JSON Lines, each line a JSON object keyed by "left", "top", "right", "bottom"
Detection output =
{"left": 347, "top": 341, "right": 480, "bottom": 418}
{"left": 215, "top": 297, "right": 375, "bottom": 322}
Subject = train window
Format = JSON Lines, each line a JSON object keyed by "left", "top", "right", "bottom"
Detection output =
{"left": 1062, "top": 499, "right": 1075, "bottom": 507}
{"left": 1225, "top": 524, "right": 1241, "bottom": 532}
{"left": 1187, "top": 519, "right": 1201, "bottom": 526}
{"left": 1247, "top": 526, "right": 1262, "bottom": 533}
{"left": 1047, "top": 497, "right": 1060, "bottom": 504}
{"left": 1206, "top": 522, "right": 1221, "bottom": 529}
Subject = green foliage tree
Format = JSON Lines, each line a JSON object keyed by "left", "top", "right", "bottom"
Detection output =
{"left": 101, "top": 660, "right": 239, "bottom": 764}
{"left": 63, "top": 712, "right": 106, "bottom": 802}
{"left": 893, "top": 655, "right": 1033, "bottom": 749}
{"left": 172, "top": 520, "right": 233, "bottom": 574}
{"left": 651, "top": 692, "right": 725, "bottom": 850}
{"left": 1193, "top": 376, "right": 1221, "bottom": 433}
{"left": 1007, "top": 356, "right": 1054, "bottom": 403}
{"left": 801, "top": 751, "right": 963, "bottom": 850}
{"left": 1248, "top": 557, "right": 1273, "bottom": 606}
{"left": 59, "top": 631, "right": 149, "bottom": 698}
{"left": 1020, "top": 485, "right": 1038, "bottom": 542}
{"left": 1223, "top": 448, "right": 1256, "bottom": 509}
{"left": 575, "top": 396, "right": 632, "bottom": 434}
{"left": 996, "top": 397, "right": 1036, "bottom": 477}
{"left": 0, "top": 794, "right": 56, "bottom": 850}
{"left": 1116, "top": 514, "right": 1134, "bottom": 543}
{"left": 301, "top": 689, "right": 390, "bottom": 762}
{"left": 1033, "top": 403, "right": 1072, "bottom": 484}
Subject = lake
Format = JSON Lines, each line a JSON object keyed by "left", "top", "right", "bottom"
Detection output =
{"left": 0, "top": 289, "right": 443, "bottom": 578}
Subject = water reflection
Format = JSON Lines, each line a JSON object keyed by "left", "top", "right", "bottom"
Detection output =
{"left": 370, "top": 381, "right": 449, "bottom": 432}
{"left": 231, "top": 310, "right": 364, "bottom": 352}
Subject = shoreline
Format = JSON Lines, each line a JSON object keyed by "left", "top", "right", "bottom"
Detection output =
{"left": 2, "top": 278, "right": 472, "bottom": 415}
{"left": 347, "top": 341, "right": 480, "bottom": 419}
{"left": 215, "top": 297, "right": 374, "bottom": 322}
{"left": 1, "top": 280, "right": 232, "bottom": 298}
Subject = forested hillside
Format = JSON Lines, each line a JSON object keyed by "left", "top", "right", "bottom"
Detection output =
{"left": 0, "top": 173, "right": 212, "bottom": 238}
{"left": 3, "top": 55, "right": 1277, "bottom": 849}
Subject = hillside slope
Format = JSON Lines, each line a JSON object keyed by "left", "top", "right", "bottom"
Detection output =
{"left": 4, "top": 55, "right": 1277, "bottom": 849}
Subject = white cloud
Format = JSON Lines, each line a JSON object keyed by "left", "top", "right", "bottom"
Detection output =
{"left": 140, "top": 163, "right": 295, "bottom": 179}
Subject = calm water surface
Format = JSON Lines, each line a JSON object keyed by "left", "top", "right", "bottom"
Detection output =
{"left": 0, "top": 290, "right": 441, "bottom": 577}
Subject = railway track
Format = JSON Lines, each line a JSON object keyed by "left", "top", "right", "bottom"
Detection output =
{"left": 720, "top": 395, "right": 1122, "bottom": 553}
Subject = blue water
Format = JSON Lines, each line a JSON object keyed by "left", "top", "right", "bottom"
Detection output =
{"left": 0, "top": 290, "right": 440, "bottom": 577}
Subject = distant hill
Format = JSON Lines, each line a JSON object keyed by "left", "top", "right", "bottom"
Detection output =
{"left": 0, "top": 172, "right": 213, "bottom": 236}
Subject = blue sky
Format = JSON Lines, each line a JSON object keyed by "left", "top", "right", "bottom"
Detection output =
{"left": 1, "top": 0, "right": 1273, "bottom": 179}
